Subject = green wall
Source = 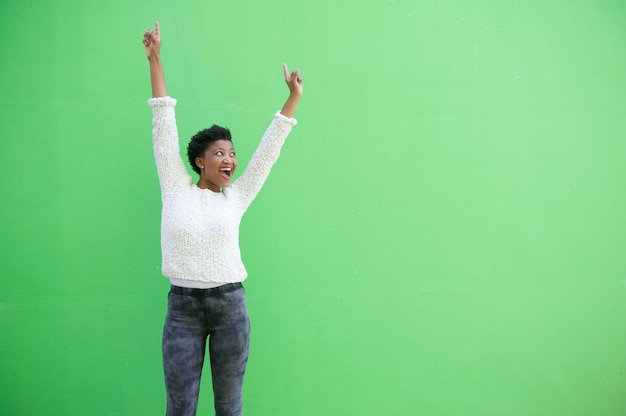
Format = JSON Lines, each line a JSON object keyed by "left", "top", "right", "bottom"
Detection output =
{"left": 1, "top": 1, "right": 625, "bottom": 415}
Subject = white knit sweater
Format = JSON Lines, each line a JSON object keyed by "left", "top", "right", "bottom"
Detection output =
{"left": 149, "top": 96, "right": 297, "bottom": 286}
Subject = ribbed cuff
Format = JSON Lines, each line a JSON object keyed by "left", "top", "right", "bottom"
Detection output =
{"left": 148, "top": 96, "right": 177, "bottom": 107}
{"left": 274, "top": 111, "right": 297, "bottom": 126}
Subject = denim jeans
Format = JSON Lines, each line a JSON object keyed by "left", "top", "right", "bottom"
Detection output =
{"left": 163, "top": 283, "right": 251, "bottom": 416}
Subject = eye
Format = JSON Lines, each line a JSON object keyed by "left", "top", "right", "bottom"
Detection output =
{"left": 215, "top": 151, "right": 223, "bottom": 156}
{"left": 230, "top": 152, "right": 236, "bottom": 157}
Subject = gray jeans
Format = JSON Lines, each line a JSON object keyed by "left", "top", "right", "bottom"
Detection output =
{"left": 163, "top": 283, "right": 250, "bottom": 416}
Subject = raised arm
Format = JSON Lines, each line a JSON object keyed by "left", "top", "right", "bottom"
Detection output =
{"left": 229, "top": 65, "right": 303, "bottom": 209}
{"left": 143, "top": 21, "right": 168, "bottom": 98}
{"left": 144, "top": 22, "right": 190, "bottom": 193}
{"left": 280, "top": 63, "right": 303, "bottom": 118}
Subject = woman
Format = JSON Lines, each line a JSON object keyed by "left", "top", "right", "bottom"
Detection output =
{"left": 143, "top": 21, "right": 302, "bottom": 416}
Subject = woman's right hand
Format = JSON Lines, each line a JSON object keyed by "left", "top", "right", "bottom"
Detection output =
{"left": 143, "top": 21, "right": 162, "bottom": 60}
{"left": 143, "top": 21, "right": 168, "bottom": 97}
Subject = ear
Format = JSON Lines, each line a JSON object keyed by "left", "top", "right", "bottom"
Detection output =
{"left": 195, "top": 156, "right": 204, "bottom": 170}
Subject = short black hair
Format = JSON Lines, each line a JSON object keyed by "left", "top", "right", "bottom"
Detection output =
{"left": 186, "top": 125, "right": 232, "bottom": 175}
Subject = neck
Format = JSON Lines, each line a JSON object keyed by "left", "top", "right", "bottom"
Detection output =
{"left": 196, "top": 179, "right": 220, "bottom": 192}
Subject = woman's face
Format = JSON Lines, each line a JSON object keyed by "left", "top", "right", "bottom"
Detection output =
{"left": 195, "top": 139, "right": 238, "bottom": 192}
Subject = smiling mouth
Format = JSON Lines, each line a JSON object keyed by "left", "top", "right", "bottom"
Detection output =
{"left": 219, "top": 167, "right": 233, "bottom": 179}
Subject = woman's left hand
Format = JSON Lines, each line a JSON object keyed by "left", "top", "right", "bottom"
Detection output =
{"left": 283, "top": 63, "right": 303, "bottom": 97}
{"left": 143, "top": 21, "right": 162, "bottom": 60}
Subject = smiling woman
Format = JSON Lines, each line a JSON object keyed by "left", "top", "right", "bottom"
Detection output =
{"left": 143, "top": 20, "right": 303, "bottom": 416}
{"left": 186, "top": 125, "right": 238, "bottom": 192}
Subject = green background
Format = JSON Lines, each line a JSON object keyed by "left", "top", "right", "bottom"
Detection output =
{"left": 1, "top": 0, "right": 625, "bottom": 415}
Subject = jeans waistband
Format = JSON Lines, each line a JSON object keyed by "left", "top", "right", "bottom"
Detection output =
{"left": 170, "top": 282, "right": 243, "bottom": 298}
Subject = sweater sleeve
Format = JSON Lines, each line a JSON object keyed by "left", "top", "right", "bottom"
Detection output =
{"left": 229, "top": 111, "right": 297, "bottom": 210}
{"left": 149, "top": 96, "right": 193, "bottom": 195}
